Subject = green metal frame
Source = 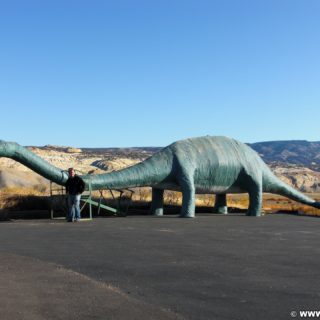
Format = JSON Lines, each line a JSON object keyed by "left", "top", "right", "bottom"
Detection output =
{"left": 50, "top": 181, "right": 67, "bottom": 220}
{"left": 80, "top": 181, "right": 134, "bottom": 217}
{"left": 79, "top": 180, "right": 118, "bottom": 219}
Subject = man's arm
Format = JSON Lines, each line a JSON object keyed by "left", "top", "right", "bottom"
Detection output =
{"left": 78, "top": 177, "right": 85, "bottom": 194}
{"left": 65, "top": 178, "right": 70, "bottom": 193}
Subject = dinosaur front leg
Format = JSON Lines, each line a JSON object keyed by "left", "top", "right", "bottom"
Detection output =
{"left": 150, "top": 188, "right": 164, "bottom": 216}
{"left": 247, "top": 181, "right": 263, "bottom": 217}
{"left": 212, "top": 194, "right": 228, "bottom": 214}
{"left": 179, "top": 173, "right": 196, "bottom": 218}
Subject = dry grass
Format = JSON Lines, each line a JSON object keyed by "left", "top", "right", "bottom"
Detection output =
{"left": 97, "top": 189, "right": 320, "bottom": 216}
{"left": 261, "top": 193, "right": 320, "bottom": 216}
{"left": 0, "top": 186, "right": 48, "bottom": 196}
{"left": 0, "top": 187, "right": 47, "bottom": 210}
{"left": 224, "top": 193, "right": 320, "bottom": 216}
{"left": 1, "top": 186, "right": 320, "bottom": 217}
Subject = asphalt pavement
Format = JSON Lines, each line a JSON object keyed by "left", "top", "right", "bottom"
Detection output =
{"left": 0, "top": 213, "right": 319, "bottom": 320}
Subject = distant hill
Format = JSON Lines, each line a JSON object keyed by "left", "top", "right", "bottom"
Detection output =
{"left": 83, "top": 140, "right": 320, "bottom": 170}
{"left": 81, "top": 147, "right": 161, "bottom": 160}
{"left": 249, "top": 140, "right": 320, "bottom": 170}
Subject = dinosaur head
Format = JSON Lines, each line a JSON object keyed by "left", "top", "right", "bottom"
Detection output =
{"left": 0, "top": 140, "right": 7, "bottom": 156}
{"left": 0, "top": 140, "right": 17, "bottom": 157}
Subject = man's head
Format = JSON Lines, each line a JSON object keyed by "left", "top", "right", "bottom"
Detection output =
{"left": 68, "top": 168, "right": 75, "bottom": 178}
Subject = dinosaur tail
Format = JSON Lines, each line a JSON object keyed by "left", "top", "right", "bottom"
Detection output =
{"left": 263, "top": 169, "right": 320, "bottom": 209}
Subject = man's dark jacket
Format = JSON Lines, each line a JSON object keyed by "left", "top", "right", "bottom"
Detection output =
{"left": 65, "top": 175, "right": 85, "bottom": 195}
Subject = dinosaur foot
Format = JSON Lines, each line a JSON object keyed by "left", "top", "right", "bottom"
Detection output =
{"left": 179, "top": 213, "right": 195, "bottom": 218}
{"left": 151, "top": 208, "right": 164, "bottom": 216}
{"left": 246, "top": 210, "right": 262, "bottom": 217}
{"left": 212, "top": 206, "right": 228, "bottom": 214}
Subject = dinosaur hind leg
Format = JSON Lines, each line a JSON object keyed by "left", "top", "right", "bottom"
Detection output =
{"left": 213, "top": 194, "right": 228, "bottom": 214}
{"left": 150, "top": 188, "right": 164, "bottom": 216}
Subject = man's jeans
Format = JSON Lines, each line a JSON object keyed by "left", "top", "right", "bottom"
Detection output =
{"left": 67, "top": 194, "right": 81, "bottom": 221}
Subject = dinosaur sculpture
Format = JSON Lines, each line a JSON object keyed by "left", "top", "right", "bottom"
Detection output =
{"left": 0, "top": 136, "right": 319, "bottom": 218}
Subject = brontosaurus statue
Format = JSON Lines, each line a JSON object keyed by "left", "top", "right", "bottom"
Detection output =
{"left": 0, "top": 136, "right": 319, "bottom": 217}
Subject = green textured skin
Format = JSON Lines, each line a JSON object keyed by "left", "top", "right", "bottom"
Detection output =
{"left": 1, "top": 136, "right": 319, "bottom": 218}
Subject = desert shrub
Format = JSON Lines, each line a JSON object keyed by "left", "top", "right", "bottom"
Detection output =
{"left": 136, "top": 188, "right": 151, "bottom": 202}
{"left": 164, "top": 191, "right": 181, "bottom": 205}
{"left": 195, "top": 194, "right": 214, "bottom": 207}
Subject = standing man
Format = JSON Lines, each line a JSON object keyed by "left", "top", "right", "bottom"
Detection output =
{"left": 65, "top": 168, "right": 85, "bottom": 222}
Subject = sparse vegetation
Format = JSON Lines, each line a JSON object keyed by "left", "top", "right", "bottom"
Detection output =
{"left": 0, "top": 187, "right": 49, "bottom": 212}
{"left": 0, "top": 186, "right": 320, "bottom": 217}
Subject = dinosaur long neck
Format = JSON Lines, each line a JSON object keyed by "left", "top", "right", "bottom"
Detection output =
{"left": 0, "top": 140, "right": 172, "bottom": 190}
{"left": 84, "top": 150, "right": 173, "bottom": 190}
{"left": 0, "top": 140, "right": 68, "bottom": 185}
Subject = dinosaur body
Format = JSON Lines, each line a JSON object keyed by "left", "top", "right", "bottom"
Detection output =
{"left": 1, "top": 136, "right": 319, "bottom": 217}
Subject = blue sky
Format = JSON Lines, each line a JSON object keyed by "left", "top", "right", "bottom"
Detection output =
{"left": 0, "top": 0, "right": 319, "bottom": 147}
